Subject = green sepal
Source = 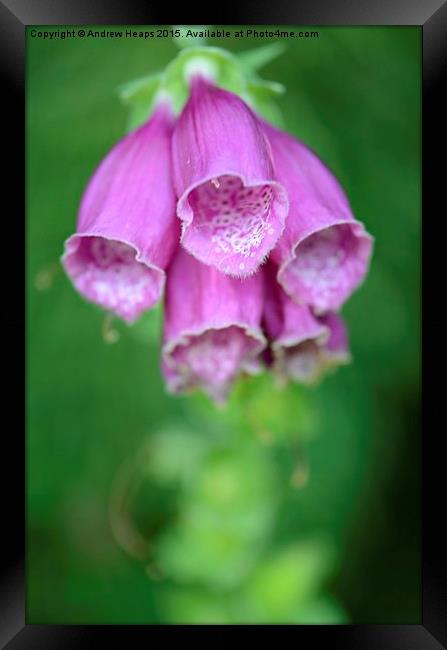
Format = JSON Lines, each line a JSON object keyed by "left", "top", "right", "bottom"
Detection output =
{"left": 116, "top": 44, "right": 286, "bottom": 130}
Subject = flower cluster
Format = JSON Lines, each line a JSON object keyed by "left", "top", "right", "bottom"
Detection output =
{"left": 62, "top": 76, "right": 373, "bottom": 403}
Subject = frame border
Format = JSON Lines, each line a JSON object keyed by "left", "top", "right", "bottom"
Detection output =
{"left": 5, "top": 0, "right": 440, "bottom": 646}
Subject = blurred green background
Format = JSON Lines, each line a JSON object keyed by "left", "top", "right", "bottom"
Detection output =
{"left": 27, "top": 26, "right": 421, "bottom": 624}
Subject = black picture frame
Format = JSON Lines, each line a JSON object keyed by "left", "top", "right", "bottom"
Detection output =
{"left": 3, "top": 0, "right": 440, "bottom": 646}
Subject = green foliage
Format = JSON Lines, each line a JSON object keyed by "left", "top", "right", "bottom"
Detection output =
{"left": 27, "top": 26, "right": 420, "bottom": 624}
{"left": 154, "top": 437, "right": 279, "bottom": 588}
{"left": 117, "top": 43, "right": 285, "bottom": 130}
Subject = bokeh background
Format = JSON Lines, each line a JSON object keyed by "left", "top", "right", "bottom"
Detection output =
{"left": 27, "top": 26, "right": 421, "bottom": 624}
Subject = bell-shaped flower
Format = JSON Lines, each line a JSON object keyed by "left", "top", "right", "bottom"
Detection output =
{"left": 264, "top": 122, "right": 373, "bottom": 313}
{"left": 62, "top": 102, "right": 179, "bottom": 323}
{"left": 162, "top": 247, "right": 266, "bottom": 403}
{"left": 318, "top": 312, "right": 351, "bottom": 366}
{"left": 171, "top": 76, "right": 289, "bottom": 278}
{"left": 263, "top": 265, "right": 350, "bottom": 383}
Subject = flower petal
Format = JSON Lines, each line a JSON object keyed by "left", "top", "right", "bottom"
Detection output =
{"left": 263, "top": 264, "right": 328, "bottom": 383}
{"left": 264, "top": 122, "right": 373, "bottom": 312}
{"left": 318, "top": 312, "right": 351, "bottom": 364}
{"left": 263, "top": 263, "right": 351, "bottom": 383}
{"left": 62, "top": 102, "right": 179, "bottom": 323}
{"left": 172, "top": 77, "right": 288, "bottom": 277}
{"left": 162, "top": 247, "right": 266, "bottom": 402}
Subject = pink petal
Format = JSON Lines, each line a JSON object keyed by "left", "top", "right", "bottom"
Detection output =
{"left": 162, "top": 247, "right": 266, "bottom": 403}
{"left": 263, "top": 264, "right": 329, "bottom": 383}
{"left": 264, "top": 122, "right": 373, "bottom": 312}
{"left": 62, "top": 102, "right": 180, "bottom": 323}
{"left": 318, "top": 312, "right": 351, "bottom": 363}
{"left": 263, "top": 264, "right": 351, "bottom": 383}
{"left": 171, "top": 77, "right": 288, "bottom": 278}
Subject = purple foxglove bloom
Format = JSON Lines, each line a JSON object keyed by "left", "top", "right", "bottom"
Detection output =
{"left": 263, "top": 122, "right": 373, "bottom": 313}
{"left": 263, "top": 266, "right": 350, "bottom": 383}
{"left": 62, "top": 102, "right": 179, "bottom": 323}
{"left": 318, "top": 312, "right": 351, "bottom": 365}
{"left": 162, "top": 247, "right": 266, "bottom": 403}
{"left": 171, "top": 77, "right": 289, "bottom": 278}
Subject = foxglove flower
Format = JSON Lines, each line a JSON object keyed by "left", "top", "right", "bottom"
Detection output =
{"left": 263, "top": 265, "right": 350, "bottom": 383}
{"left": 318, "top": 312, "right": 351, "bottom": 365}
{"left": 162, "top": 247, "right": 266, "bottom": 403}
{"left": 264, "top": 123, "right": 373, "bottom": 313}
{"left": 171, "top": 76, "right": 289, "bottom": 278}
{"left": 62, "top": 102, "right": 179, "bottom": 323}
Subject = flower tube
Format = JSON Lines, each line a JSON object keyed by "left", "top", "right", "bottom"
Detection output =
{"left": 62, "top": 102, "right": 179, "bottom": 323}
{"left": 263, "top": 264, "right": 350, "bottom": 383}
{"left": 264, "top": 122, "right": 373, "bottom": 313}
{"left": 171, "top": 77, "right": 289, "bottom": 277}
{"left": 162, "top": 247, "right": 266, "bottom": 402}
